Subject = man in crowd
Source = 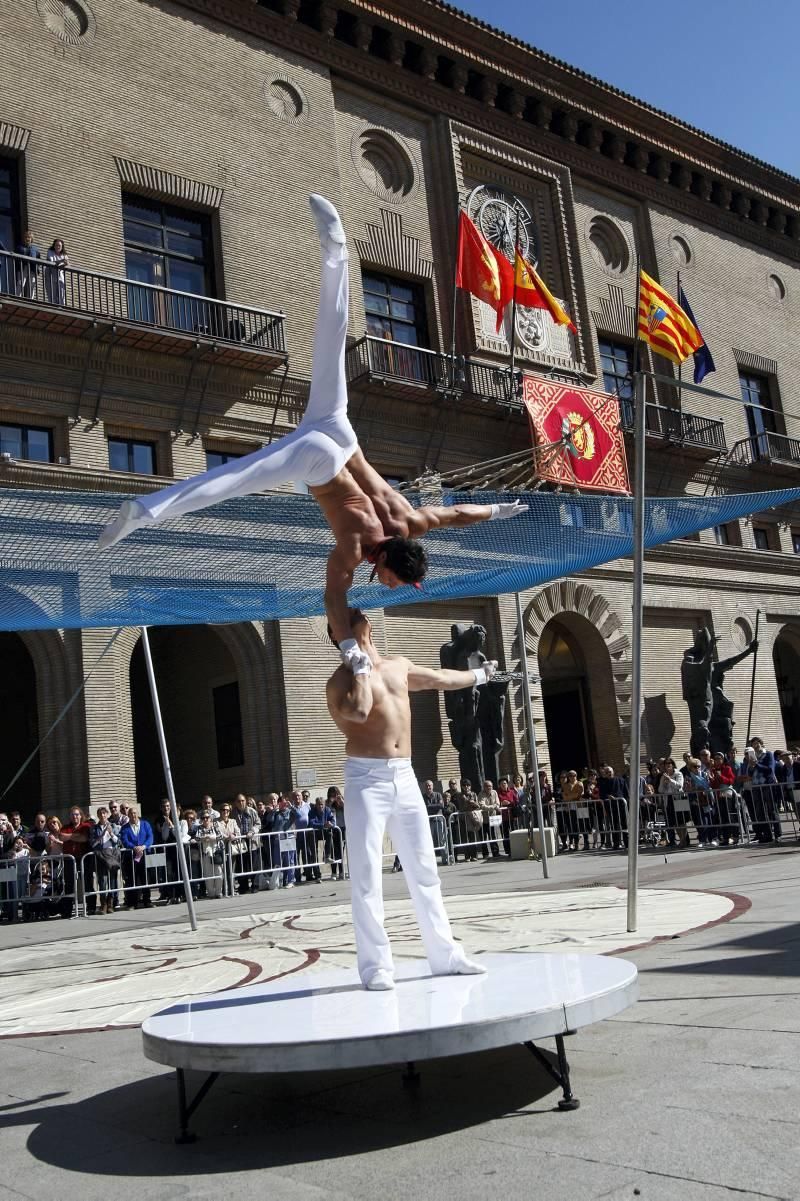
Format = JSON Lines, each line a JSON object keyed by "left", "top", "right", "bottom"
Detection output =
{"left": 290, "top": 789, "right": 317, "bottom": 883}
{"left": 326, "top": 607, "right": 487, "bottom": 990}
{"left": 232, "top": 793, "right": 261, "bottom": 893}
{"left": 200, "top": 795, "right": 220, "bottom": 820}
{"left": 309, "top": 796, "right": 337, "bottom": 879}
{"left": 420, "top": 779, "right": 449, "bottom": 867}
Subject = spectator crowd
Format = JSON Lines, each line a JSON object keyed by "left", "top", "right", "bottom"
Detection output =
{"left": 1, "top": 740, "right": 797, "bottom": 922}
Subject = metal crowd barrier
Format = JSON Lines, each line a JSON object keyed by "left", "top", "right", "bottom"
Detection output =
{"left": 447, "top": 807, "right": 512, "bottom": 861}
{"left": 0, "top": 853, "right": 80, "bottom": 921}
{"left": 227, "top": 827, "right": 347, "bottom": 893}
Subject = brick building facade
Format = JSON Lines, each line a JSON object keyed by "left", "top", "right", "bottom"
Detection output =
{"left": 1, "top": 0, "right": 798, "bottom": 816}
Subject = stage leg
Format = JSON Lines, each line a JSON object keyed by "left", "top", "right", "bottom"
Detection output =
{"left": 175, "top": 1067, "right": 220, "bottom": 1143}
{"left": 401, "top": 1061, "right": 421, "bottom": 1088}
{"left": 524, "top": 1035, "right": 580, "bottom": 1111}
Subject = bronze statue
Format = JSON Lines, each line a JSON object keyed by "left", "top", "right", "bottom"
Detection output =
{"left": 440, "top": 623, "right": 508, "bottom": 787}
{"left": 709, "top": 640, "right": 758, "bottom": 755}
{"left": 681, "top": 627, "right": 717, "bottom": 757}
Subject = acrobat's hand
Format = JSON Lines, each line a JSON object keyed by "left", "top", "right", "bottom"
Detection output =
{"left": 340, "top": 638, "right": 372, "bottom": 676}
{"left": 489, "top": 501, "right": 528, "bottom": 520}
{"left": 472, "top": 660, "right": 498, "bottom": 685}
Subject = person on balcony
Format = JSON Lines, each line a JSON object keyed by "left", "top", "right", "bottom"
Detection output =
{"left": 98, "top": 196, "right": 525, "bottom": 655}
{"left": 45, "top": 238, "right": 70, "bottom": 305}
{"left": 16, "top": 230, "right": 42, "bottom": 299}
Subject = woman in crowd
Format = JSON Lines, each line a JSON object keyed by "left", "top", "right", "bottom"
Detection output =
{"left": 194, "top": 810, "right": 224, "bottom": 898}
{"left": 684, "top": 757, "right": 717, "bottom": 848}
{"left": 658, "top": 757, "right": 688, "bottom": 848}
{"left": 89, "top": 806, "right": 122, "bottom": 913}
{"left": 327, "top": 786, "right": 346, "bottom": 880}
{"left": 216, "top": 802, "right": 241, "bottom": 894}
{"left": 478, "top": 778, "right": 501, "bottom": 858}
{"left": 119, "top": 804, "right": 154, "bottom": 908}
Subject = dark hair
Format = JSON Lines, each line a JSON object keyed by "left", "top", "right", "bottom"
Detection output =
{"left": 380, "top": 537, "right": 428, "bottom": 584}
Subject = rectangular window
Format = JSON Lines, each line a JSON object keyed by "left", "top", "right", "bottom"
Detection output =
{"left": 739, "top": 370, "right": 780, "bottom": 459}
{"left": 108, "top": 437, "right": 156, "bottom": 475}
{"left": 362, "top": 272, "right": 428, "bottom": 347}
{"left": 0, "top": 157, "right": 20, "bottom": 260}
{"left": 793, "top": 530, "right": 800, "bottom": 555}
{"left": 598, "top": 338, "right": 634, "bottom": 402}
{"left": 122, "top": 194, "right": 216, "bottom": 332}
{"left": 213, "top": 681, "right": 244, "bottom": 769}
{"left": 753, "top": 526, "right": 770, "bottom": 551}
{"left": 713, "top": 524, "right": 730, "bottom": 546}
{"left": 0, "top": 423, "right": 53, "bottom": 463}
{"left": 205, "top": 449, "right": 244, "bottom": 471}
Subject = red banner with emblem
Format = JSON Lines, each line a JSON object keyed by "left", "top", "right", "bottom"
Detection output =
{"left": 522, "top": 376, "right": 630, "bottom": 495}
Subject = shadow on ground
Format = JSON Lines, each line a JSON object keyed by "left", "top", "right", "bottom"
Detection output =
{"left": 12, "top": 1045, "right": 563, "bottom": 1174}
{"left": 644, "top": 919, "right": 800, "bottom": 980}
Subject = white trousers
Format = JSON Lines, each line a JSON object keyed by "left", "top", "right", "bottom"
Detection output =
{"left": 344, "top": 756, "right": 465, "bottom": 983}
{"left": 105, "top": 217, "right": 356, "bottom": 537}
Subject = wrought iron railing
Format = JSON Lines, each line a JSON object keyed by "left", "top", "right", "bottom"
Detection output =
{"left": 727, "top": 430, "right": 800, "bottom": 467}
{"left": 619, "top": 397, "right": 726, "bottom": 451}
{"left": 0, "top": 249, "right": 286, "bottom": 354}
{"left": 346, "top": 334, "right": 452, "bottom": 387}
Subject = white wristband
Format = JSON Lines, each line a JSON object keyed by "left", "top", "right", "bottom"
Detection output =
{"left": 472, "top": 667, "right": 488, "bottom": 685}
{"left": 488, "top": 505, "right": 500, "bottom": 521}
{"left": 340, "top": 638, "right": 358, "bottom": 656}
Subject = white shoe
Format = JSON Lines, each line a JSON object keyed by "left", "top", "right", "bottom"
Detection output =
{"left": 437, "top": 954, "right": 487, "bottom": 976}
{"left": 309, "top": 194, "right": 347, "bottom": 255}
{"left": 364, "top": 969, "right": 395, "bottom": 991}
{"left": 284, "top": 881, "right": 294, "bottom": 888}
{"left": 97, "top": 499, "right": 147, "bottom": 549}
{"left": 710, "top": 839, "right": 719, "bottom": 848}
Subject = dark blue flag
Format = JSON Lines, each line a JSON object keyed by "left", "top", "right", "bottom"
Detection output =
{"left": 678, "top": 286, "right": 715, "bottom": 384}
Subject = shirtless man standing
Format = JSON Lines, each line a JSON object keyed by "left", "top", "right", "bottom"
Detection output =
{"left": 326, "top": 606, "right": 489, "bottom": 990}
{"left": 98, "top": 196, "right": 525, "bottom": 651}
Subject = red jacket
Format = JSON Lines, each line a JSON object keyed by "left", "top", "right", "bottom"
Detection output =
{"left": 711, "top": 766, "right": 735, "bottom": 789}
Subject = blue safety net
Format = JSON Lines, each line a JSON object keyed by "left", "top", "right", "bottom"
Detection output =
{"left": 0, "top": 484, "right": 798, "bottom": 631}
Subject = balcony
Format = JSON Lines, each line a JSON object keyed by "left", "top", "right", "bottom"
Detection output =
{"left": 0, "top": 250, "right": 287, "bottom": 371}
{"left": 346, "top": 334, "right": 454, "bottom": 398}
{"left": 728, "top": 431, "right": 800, "bottom": 469}
{"left": 619, "top": 397, "right": 727, "bottom": 456}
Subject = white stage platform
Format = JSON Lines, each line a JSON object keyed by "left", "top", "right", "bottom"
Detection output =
{"left": 143, "top": 951, "right": 638, "bottom": 1141}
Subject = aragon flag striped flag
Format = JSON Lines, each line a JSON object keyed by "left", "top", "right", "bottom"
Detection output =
{"left": 637, "top": 270, "right": 704, "bottom": 365}
{"left": 513, "top": 250, "right": 577, "bottom": 333}
{"left": 455, "top": 211, "right": 514, "bottom": 332}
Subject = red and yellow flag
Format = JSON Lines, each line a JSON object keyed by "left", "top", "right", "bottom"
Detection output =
{"left": 513, "top": 251, "right": 576, "bottom": 332}
{"left": 637, "top": 270, "right": 703, "bottom": 365}
{"left": 455, "top": 212, "right": 514, "bottom": 332}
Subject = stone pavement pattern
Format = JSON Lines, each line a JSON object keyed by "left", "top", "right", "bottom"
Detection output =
{"left": 0, "top": 846, "right": 797, "bottom": 1201}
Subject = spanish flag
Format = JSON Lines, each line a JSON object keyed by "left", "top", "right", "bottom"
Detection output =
{"left": 455, "top": 212, "right": 514, "bottom": 332}
{"left": 513, "top": 251, "right": 577, "bottom": 332}
{"left": 637, "top": 271, "right": 704, "bottom": 365}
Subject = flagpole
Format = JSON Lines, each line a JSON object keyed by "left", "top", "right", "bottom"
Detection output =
{"left": 449, "top": 195, "right": 466, "bottom": 392}
{"left": 626, "top": 257, "right": 645, "bottom": 933}
{"left": 506, "top": 207, "right": 521, "bottom": 402}
{"left": 676, "top": 269, "right": 682, "bottom": 411}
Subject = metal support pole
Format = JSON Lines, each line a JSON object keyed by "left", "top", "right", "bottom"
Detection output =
{"left": 515, "top": 592, "right": 549, "bottom": 878}
{"left": 141, "top": 626, "right": 198, "bottom": 932}
{"left": 626, "top": 366, "right": 646, "bottom": 933}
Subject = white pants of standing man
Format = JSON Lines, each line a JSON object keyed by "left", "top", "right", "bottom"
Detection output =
{"left": 344, "top": 756, "right": 477, "bottom": 985}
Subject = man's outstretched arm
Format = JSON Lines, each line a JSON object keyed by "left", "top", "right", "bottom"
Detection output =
{"left": 324, "top": 542, "right": 360, "bottom": 645}
{"left": 411, "top": 500, "right": 526, "bottom": 533}
{"left": 408, "top": 660, "right": 497, "bottom": 692}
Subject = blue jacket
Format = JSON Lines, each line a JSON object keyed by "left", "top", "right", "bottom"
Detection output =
{"left": 120, "top": 820, "right": 154, "bottom": 850}
{"left": 309, "top": 805, "right": 336, "bottom": 830}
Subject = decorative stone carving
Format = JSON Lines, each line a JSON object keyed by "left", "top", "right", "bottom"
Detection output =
{"left": 353, "top": 17, "right": 373, "bottom": 52}
{"left": 605, "top": 134, "right": 627, "bottom": 163}
{"left": 264, "top": 78, "right": 308, "bottom": 123}
{"left": 387, "top": 32, "right": 405, "bottom": 66}
{"left": 318, "top": 1, "right": 336, "bottom": 36}
{"left": 750, "top": 200, "right": 768, "bottom": 226}
{"left": 693, "top": 174, "right": 713, "bottom": 202}
{"left": 36, "top": 0, "right": 96, "bottom": 45}
{"left": 507, "top": 90, "right": 525, "bottom": 119}
{"left": 768, "top": 209, "right": 787, "bottom": 235}
{"left": 475, "top": 75, "right": 497, "bottom": 105}
{"left": 731, "top": 192, "right": 750, "bottom": 218}
{"left": 418, "top": 46, "right": 438, "bottom": 80}
{"left": 712, "top": 182, "right": 732, "bottom": 210}
{"left": 352, "top": 129, "right": 415, "bottom": 202}
{"left": 650, "top": 156, "right": 670, "bottom": 182}
{"left": 531, "top": 100, "right": 552, "bottom": 129}
{"left": 629, "top": 144, "right": 649, "bottom": 172}
{"left": 559, "top": 111, "right": 579, "bottom": 142}
{"left": 450, "top": 62, "right": 468, "bottom": 93}
{"left": 587, "top": 214, "right": 630, "bottom": 275}
{"left": 671, "top": 163, "right": 692, "bottom": 191}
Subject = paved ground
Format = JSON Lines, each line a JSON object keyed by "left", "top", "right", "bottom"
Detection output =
{"left": 1, "top": 843, "right": 798, "bottom": 1201}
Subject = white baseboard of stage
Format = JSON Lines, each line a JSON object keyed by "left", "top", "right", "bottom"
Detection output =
{"left": 142, "top": 951, "right": 638, "bottom": 1141}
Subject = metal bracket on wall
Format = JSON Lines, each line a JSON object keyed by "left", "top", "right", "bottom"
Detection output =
{"left": 90, "top": 330, "right": 117, "bottom": 425}
{"left": 176, "top": 347, "right": 202, "bottom": 435}
{"left": 191, "top": 357, "right": 217, "bottom": 437}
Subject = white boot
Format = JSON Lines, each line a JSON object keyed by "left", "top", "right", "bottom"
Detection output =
{"left": 309, "top": 194, "right": 347, "bottom": 259}
{"left": 97, "top": 498, "right": 148, "bottom": 549}
{"left": 364, "top": 969, "right": 395, "bottom": 991}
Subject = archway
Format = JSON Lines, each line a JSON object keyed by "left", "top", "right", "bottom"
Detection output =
{"left": 773, "top": 626, "right": 800, "bottom": 746}
{"left": 538, "top": 618, "right": 597, "bottom": 775}
{"left": 129, "top": 625, "right": 245, "bottom": 814}
{"left": 0, "top": 633, "right": 40, "bottom": 812}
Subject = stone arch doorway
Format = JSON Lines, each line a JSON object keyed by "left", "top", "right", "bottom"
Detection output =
{"left": 0, "top": 633, "right": 40, "bottom": 810}
{"left": 129, "top": 625, "right": 246, "bottom": 813}
{"left": 773, "top": 625, "right": 800, "bottom": 746}
{"left": 538, "top": 619, "right": 596, "bottom": 775}
{"left": 522, "top": 581, "right": 629, "bottom": 777}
